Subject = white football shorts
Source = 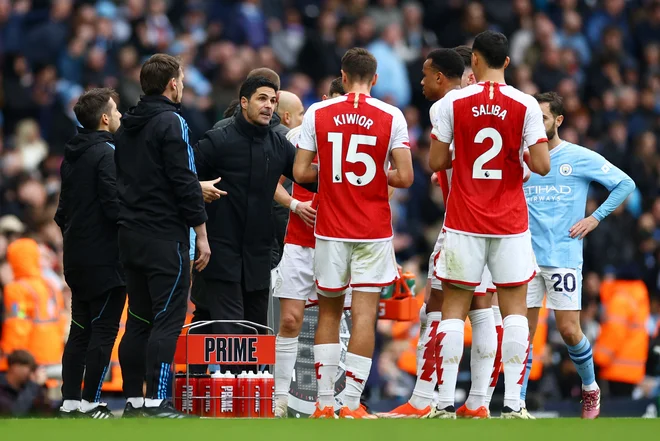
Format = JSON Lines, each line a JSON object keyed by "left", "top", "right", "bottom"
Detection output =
{"left": 435, "top": 230, "right": 536, "bottom": 289}
{"left": 272, "top": 244, "right": 352, "bottom": 307}
{"left": 315, "top": 238, "right": 398, "bottom": 297}
{"left": 527, "top": 266, "right": 582, "bottom": 311}
{"left": 428, "top": 230, "right": 496, "bottom": 294}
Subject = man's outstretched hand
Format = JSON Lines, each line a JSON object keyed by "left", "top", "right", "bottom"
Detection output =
{"left": 200, "top": 177, "right": 227, "bottom": 203}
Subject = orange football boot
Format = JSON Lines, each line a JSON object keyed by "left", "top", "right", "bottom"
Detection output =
{"left": 309, "top": 403, "right": 338, "bottom": 419}
{"left": 339, "top": 404, "right": 378, "bottom": 419}
{"left": 456, "top": 404, "right": 490, "bottom": 419}
{"left": 377, "top": 402, "right": 432, "bottom": 419}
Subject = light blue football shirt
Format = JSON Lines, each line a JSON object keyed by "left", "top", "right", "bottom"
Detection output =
{"left": 524, "top": 141, "right": 635, "bottom": 269}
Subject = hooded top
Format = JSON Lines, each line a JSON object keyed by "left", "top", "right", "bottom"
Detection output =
{"left": 55, "top": 128, "right": 124, "bottom": 276}
{"left": 6, "top": 238, "right": 41, "bottom": 279}
{"left": 114, "top": 95, "right": 207, "bottom": 243}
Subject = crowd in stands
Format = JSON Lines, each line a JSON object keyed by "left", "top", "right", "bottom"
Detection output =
{"left": 1, "top": 0, "right": 659, "bottom": 414}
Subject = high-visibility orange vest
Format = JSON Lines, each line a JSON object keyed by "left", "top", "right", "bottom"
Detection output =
{"left": 594, "top": 280, "right": 649, "bottom": 385}
{"left": 395, "top": 296, "right": 425, "bottom": 376}
{"left": 0, "top": 239, "right": 64, "bottom": 372}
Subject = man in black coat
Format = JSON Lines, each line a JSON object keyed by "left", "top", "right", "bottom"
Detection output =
{"left": 55, "top": 88, "right": 126, "bottom": 419}
{"left": 192, "top": 77, "right": 316, "bottom": 363}
{"left": 213, "top": 68, "right": 291, "bottom": 269}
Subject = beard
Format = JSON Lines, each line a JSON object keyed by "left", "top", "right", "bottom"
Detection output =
{"left": 173, "top": 88, "right": 183, "bottom": 104}
{"left": 248, "top": 105, "right": 271, "bottom": 126}
{"left": 546, "top": 122, "right": 557, "bottom": 140}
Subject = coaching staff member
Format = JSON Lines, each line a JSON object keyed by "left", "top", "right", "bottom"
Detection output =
{"left": 55, "top": 88, "right": 126, "bottom": 419}
{"left": 114, "top": 54, "right": 210, "bottom": 418}
{"left": 192, "top": 77, "right": 316, "bottom": 349}
{"left": 213, "top": 67, "right": 290, "bottom": 269}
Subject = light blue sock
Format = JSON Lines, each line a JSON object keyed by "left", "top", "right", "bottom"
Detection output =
{"left": 567, "top": 335, "right": 596, "bottom": 386}
{"left": 519, "top": 344, "right": 533, "bottom": 401}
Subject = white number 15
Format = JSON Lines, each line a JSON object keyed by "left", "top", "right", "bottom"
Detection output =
{"left": 328, "top": 132, "right": 377, "bottom": 186}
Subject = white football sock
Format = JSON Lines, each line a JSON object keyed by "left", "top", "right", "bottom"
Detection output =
{"left": 144, "top": 398, "right": 163, "bottom": 408}
{"left": 501, "top": 315, "right": 529, "bottom": 412}
{"left": 127, "top": 397, "right": 144, "bottom": 408}
{"left": 314, "top": 343, "right": 341, "bottom": 409}
{"left": 410, "top": 311, "right": 442, "bottom": 409}
{"left": 415, "top": 303, "right": 428, "bottom": 382}
{"left": 435, "top": 318, "right": 464, "bottom": 410}
{"left": 62, "top": 399, "right": 80, "bottom": 412}
{"left": 344, "top": 352, "right": 372, "bottom": 411}
{"left": 465, "top": 308, "right": 496, "bottom": 410}
{"left": 80, "top": 399, "right": 100, "bottom": 412}
{"left": 486, "top": 306, "right": 503, "bottom": 407}
{"left": 274, "top": 335, "right": 299, "bottom": 405}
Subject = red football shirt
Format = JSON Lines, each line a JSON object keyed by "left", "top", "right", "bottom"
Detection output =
{"left": 297, "top": 93, "right": 410, "bottom": 241}
{"left": 432, "top": 82, "right": 547, "bottom": 236}
{"left": 284, "top": 125, "right": 317, "bottom": 249}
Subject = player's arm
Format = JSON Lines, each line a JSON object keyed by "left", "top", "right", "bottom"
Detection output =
{"left": 388, "top": 150, "right": 413, "bottom": 188}
{"left": 292, "top": 107, "right": 319, "bottom": 184}
{"left": 429, "top": 139, "right": 452, "bottom": 171}
{"left": 428, "top": 96, "right": 453, "bottom": 172}
{"left": 526, "top": 142, "right": 550, "bottom": 176}
{"left": 273, "top": 176, "right": 293, "bottom": 208}
{"left": 523, "top": 100, "right": 551, "bottom": 176}
{"left": 387, "top": 109, "right": 414, "bottom": 188}
{"left": 273, "top": 176, "right": 316, "bottom": 227}
{"left": 569, "top": 151, "right": 636, "bottom": 239}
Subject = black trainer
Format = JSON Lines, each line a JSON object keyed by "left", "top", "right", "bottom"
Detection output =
{"left": 141, "top": 400, "right": 195, "bottom": 419}
{"left": 122, "top": 402, "right": 146, "bottom": 418}
{"left": 501, "top": 406, "right": 526, "bottom": 419}
{"left": 79, "top": 403, "right": 115, "bottom": 419}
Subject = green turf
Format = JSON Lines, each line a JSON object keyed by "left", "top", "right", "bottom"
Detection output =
{"left": 1, "top": 418, "right": 659, "bottom": 441}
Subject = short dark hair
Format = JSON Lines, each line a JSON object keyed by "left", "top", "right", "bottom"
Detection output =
{"left": 7, "top": 350, "right": 36, "bottom": 370}
{"left": 453, "top": 45, "right": 473, "bottom": 68}
{"left": 140, "top": 53, "right": 181, "bottom": 96}
{"left": 73, "top": 88, "right": 118, "bottom": 130}
{"left": 247, "top": 68, "right": 281, "bottom": 90}
{"left": 239, "top": 76, "right": 278, "bottom": 101}
{"left": 341, "top": 47, "right": 378, "bottom": 83}
{"left": 534, "top": 92, "right": 564, "bottom": 117}
{"left": 426, "top": 49, "right": 465, "bottom": 79}
{"left": 472, "top": 30, "right": 509, "bottom": 69}
{"left": 329, "top": 77, "right": 345, "bottom": 96}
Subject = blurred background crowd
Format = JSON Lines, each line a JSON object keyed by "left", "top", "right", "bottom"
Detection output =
{"left": 1, "top": 0, "right": 660, "bottom": 416}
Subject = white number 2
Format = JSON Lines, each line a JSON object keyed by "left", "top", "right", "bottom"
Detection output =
{"left": 472, "top": 127, "right": 503, "bottom": 180}
{"left": 328, "top": 132, "right": 377, "bottom": 186}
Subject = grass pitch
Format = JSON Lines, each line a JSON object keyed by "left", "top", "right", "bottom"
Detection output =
{"left": 1, "top": 418, "right": 659, "bottom": 441}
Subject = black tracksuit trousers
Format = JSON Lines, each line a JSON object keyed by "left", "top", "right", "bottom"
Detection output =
{"left": 117, "top": 228, "right": 189, "bottom": 400}
{"left": 61, "top": 279, "right": 126, "bottom": 402}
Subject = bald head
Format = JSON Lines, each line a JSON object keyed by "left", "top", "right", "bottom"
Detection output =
{"left": 276, "top": 91, "right": 304, "bottom": 129}
{"left": 247, "top": 68, "right": 281, "bottom": 90}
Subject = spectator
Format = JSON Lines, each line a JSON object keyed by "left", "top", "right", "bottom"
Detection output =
{"left": 368, "top": 23, "right": 411, "bottom": 107}
{"left": 0, "top": 350, "right": 51, "bottom": 417}
{"left": 594, "top": 279, "right": 650, "bottom": 397}
{"left": 0, "top": 238, "right": 64, "bottom": 375}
